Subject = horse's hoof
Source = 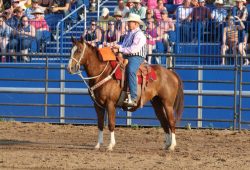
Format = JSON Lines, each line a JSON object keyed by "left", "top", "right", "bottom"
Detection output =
{"left": 95, "top": 143, "right": 101, "bottom": 150}
{"left": 107, "top": 143, "right": 115, "bottom": 151}
{"left": 167, "top": 145, "right": 176, "bottom": 151}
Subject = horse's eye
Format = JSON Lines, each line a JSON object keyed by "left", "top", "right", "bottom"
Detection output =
{"left": 76, "top": 48, "right": 82, "bottom": 53}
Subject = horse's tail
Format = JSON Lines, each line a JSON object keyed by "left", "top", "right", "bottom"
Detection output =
{"left": 173, "top": 71, "right": 184, "bottom": 121}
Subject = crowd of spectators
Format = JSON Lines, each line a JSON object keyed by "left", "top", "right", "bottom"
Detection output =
{"left": 0, "top": 0, "right": 85, "bottom": 62}
{"left": 82, "top": 0, "right": 250, "bottom": 65}
{"left": 0, "top": 0, "right": 249, "bottom": 65}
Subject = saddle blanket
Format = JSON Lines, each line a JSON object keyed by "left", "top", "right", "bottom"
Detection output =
{"left": 110, "top": 61, "right": 157, "bottom": 84}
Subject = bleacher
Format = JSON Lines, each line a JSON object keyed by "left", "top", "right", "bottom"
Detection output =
{"left": 1, "top": 0, "right": 249, "bottom": 65}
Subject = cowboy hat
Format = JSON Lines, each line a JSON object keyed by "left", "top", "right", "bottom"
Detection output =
{"left": 214, "top": 0, "right": 224, "bottom": 5}
{"left": 113, "top": 10, "right": 122, "bottom": 17}
{"left": 125, "top": 13, "right": 144, "bottom": 25}
{"left": 131, "top": 0, "right": 141, "bottom": 3}
{"left": 31, "top": 8, "right": 44, "bottom": 14}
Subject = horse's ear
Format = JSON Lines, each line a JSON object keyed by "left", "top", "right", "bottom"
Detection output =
{"left": 79, "top": 36, "right": 84, "bottom": 44}
{"left": 71, "top": 36, "right": 77, "bottom": 45}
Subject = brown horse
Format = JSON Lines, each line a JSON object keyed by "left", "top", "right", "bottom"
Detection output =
{"left": 67, "top": 38, "right": 184, "bottom": 151}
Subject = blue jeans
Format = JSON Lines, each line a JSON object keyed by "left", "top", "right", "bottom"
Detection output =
{"left": 124, "top": 56, "right": 144, "bottom": 100}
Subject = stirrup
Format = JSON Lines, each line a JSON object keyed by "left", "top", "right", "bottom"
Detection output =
{"left": 123, "top": 98, "right": 137, "bottom": 107}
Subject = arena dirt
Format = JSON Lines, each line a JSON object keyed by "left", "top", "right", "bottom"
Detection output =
{"left": 0, "top": 122, "right": 250, "bottom": 170}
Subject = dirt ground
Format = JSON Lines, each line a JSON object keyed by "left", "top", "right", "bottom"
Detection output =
{"left": 0, "top": 122, "right": 250, "bottom": 170}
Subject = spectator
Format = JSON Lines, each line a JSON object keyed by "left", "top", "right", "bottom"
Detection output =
{"left": 25, "top": 0, "right": 43, "bottom": 19}
{"left": 89, "top": 0, "right": 96, "bottom": 12}
{"left": 113, "top": 10, "right": 127, "bottom": 43}
{"left": 6, "top": 6, "right": 24, "bottom": 29}
{"left": 157, "top": 9, "right": 175, "bottom": 52}
{"left": 38, "top": 0, "right": 50, "bottom": 8}
{"left": 142, "top": 8, "right": 155, "bottom": 30}
{"left": 8, "top": 15, "right": 36, "bottom": 62}
{"left": 69, "top": 0, "right": 84, "bottom": 23}
{"left": 221, "top": 15, "right": 248, "bottom": 65}
{"left": 130, "top": 0, "right": 147, "bottom": 19}
{"left": 1, "top": 0, "right": 12, "bottom": 11}
{"left": 114, "top": 0, "right": 130, "bottom": 17}
{"left": 175, "top": 0, "right": 193, "bottom": 22}
{"left": 232, "top": 0, "right": 248, "bottom": 21}
{"left": 211, "top": 0, "right": 227, "bottom": 23}
{"left": 0, "top": 15, "right": 13, "bottom": 62}
{"left": 147, "top": 0, "right": 167, "bottom": 10}
{"left": 29, "top": 8, "right": 50, "bottom": 52}
{"left": 126, "top": 0, "right": 134, "bottom": 9}
{"left": 113, "top": 10, "right": 125, "bottom": 32}
{"left": 211, "top": 0, "right": 227, "bottom": 42}
{"left": 82, "top": 19, "right": 102, "bottom": 47}
{"left": 153, "top": 0, "right": 167, "bottom": 21}
{"left": 103, "top": 20, "right": 121, "bottom": 47}
{"left": 44, "top": 0, "right": 70, "bottom": 28}
{"left": 232, "top": 0, "right": 248, "bottom": 57}
{"left": 98, "top": 7, "right": 114, "bottom": 32}
{"left": 145, "top": 20, "right": 160, "bottom": 64}
{"left": 144, "top": 8, "right": 155, "bottom": 22}
{"left": 188, "top": 0, "right": 211, "bottom": 42}
{"left": 188, "top": 0, "right": 211, "bottom": 22}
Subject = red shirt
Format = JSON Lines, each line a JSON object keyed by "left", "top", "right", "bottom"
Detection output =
{"left": 30, "top": 18, "right": 49, "bottom": 31}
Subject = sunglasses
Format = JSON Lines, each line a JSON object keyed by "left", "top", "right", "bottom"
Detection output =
{"left": 91, "top": 23, "right": 96, "bottom": 25}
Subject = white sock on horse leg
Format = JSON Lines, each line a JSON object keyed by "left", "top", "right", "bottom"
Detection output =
{"left": 95, "top": 130, "right": 103, "bottom": 149}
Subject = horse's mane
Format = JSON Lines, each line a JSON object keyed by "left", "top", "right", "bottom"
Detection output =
{"left": 84, "top": 42, "right": 103, "bottom": 62}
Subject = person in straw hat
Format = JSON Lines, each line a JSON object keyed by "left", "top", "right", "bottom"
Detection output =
{"left": 211, "top": 0, "right": 227, "bottom": 42}
{"left": 112, "top": 13, "right": 146, "bottom": 107}
{"left": 211, "top": 0, "right": 227, "bottom": 23}
{"left": 114, "top": 0, "right": 130, "bottom": 17}
{"left": 29, "top": 8, "right": 50, "bottom": 52}
{"left": 130, "top": 0, "right": 147, "bottom": 19}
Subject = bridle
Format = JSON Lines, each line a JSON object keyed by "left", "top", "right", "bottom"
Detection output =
{"left": 68, "top": 42, "right": 119, "bottom": 108}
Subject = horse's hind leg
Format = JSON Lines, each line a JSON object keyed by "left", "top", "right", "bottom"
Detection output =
{"left": 162, "top": 102, "right": 177, "bottom": 151}
{"left": 94, "top": 104, "right": 105, "bottom": 149}
{"left": 151, "top": 96, "right": 171, "bottom": 149}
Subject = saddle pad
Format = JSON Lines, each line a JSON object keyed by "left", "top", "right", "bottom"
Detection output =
{"left": 98, "top": 47, "right": 116, "bottom": 61}
{"left": 110, "top": 61, "right": 157, "bottom": 84}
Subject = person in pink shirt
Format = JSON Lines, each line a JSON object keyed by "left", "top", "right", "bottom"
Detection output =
{"left": 147, "top": 0, "right": 167, "bottom": 10}
{"left": 153, "top": 0, "right": 167, "bottom": 21}
{"left": 173, "top": 0, "right": 183, "bottom": 5}
{"left": 145, "top": 20, "right": 160, "bottom": 64}
{"left": 29, "top": 8, "right": 51, "bottom": 52}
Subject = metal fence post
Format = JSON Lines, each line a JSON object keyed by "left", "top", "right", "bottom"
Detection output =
{"left": 60, "top": 64, "right": 65, "bottom": 123}
{"left": 238, "top": 55, "right": 243, "bottom": 131}
{"left": 44, "top": 55, "right": 49, "bottom": 117}
{"left": 197, "top": 66, "right": 203, "bottom": 128}
{"left": 233, "top": 54, "right": 238, "bottom": 130}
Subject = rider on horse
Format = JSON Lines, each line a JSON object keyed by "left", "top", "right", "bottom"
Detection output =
{"left": 112, "top": 13, "right": 147, "bottom": 107}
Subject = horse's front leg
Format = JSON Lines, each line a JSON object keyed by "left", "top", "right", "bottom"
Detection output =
{"left": 94, "top": 104, "right": 105, "bottom": 149}
{"left": 107, "top": 102, "right": 116, "bottom": 151}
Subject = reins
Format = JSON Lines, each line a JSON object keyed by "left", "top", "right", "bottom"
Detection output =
{"left": 69, "top": 42, "right": 120, "bottom": 109}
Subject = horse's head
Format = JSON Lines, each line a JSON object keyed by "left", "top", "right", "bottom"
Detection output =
{"left": 67, "top": 37, "right": 87, "bottom": 74}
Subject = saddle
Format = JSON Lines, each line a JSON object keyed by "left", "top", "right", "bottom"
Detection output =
{"left": 99, "top": 47, "right": 157, "bottom": 108}
{"left": 110, "top": 53, "right": 157, "bottom": 108}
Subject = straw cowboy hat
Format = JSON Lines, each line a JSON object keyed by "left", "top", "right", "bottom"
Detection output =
{"left": 131, "top": 0, "right": 141, "bottom": 3}
{"left": 113, "top": 10, "right": 122, "bottom": 17}
{"left": 125, "top": 13, "right": 144, "bottom": 25}
{"left": 235, "top": 0, "right": 245, "bottom": 2}
{"left": 31, "top": 8, "right": 44, "bottom": 14}
{"left": 214, "top": 0, "right": 224, "bottom": 5}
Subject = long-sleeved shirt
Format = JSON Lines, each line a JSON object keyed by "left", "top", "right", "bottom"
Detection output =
{"left": 119, "top": 27, "right": 146, "bottom": 58}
